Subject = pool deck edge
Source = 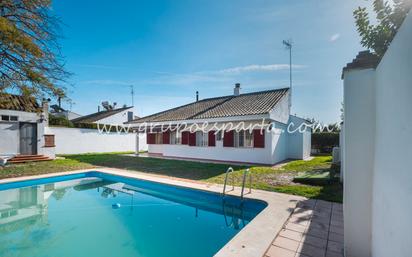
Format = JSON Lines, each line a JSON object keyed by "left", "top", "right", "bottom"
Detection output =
{"left": 0, "top": 168, "right": 305, "bottom": 257}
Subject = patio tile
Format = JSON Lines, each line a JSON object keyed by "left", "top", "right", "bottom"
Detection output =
{"left": 330, "top": 219, "right": 344, "bottom": 228}
{"left": 266, "top": 245, "right": 296, "bottom": 257}
{"left": 328, "top": 232, "right": 344, "bottom": 243}
{"left": 308, "top": 221, "right": 329, "bottom": 231}
{"left": 314, "top": 206, "right": 332, "bottom": 215}
{"left": 293, "top": 208, "right": 314, "bottom": 216}
{"left": 295, "top": 252, "right": 311, "bottom": 257}
{"left": 326, "top": 250, "right": 344, "bottom": 257}
{"left": 305, "top": 227, "right": 329, "bottom": 239}
{"left": 332, "top": 203, "right": 343, "bottom": 212}
{"left": 297, "top": 199, "right": 316, "bottom": 209}
{"left": 327, "top": 241, "right": 344, "bottom": 253}
{"left": 311, "top": 215, "right": 330, "bottom": 226}
{"left": 279, "top": 229, "right": 304, "bottom": 241}
{"left": 273, "top": 236, "right": 300, "bottom": 252}
{"left": 315, "top": 200, "right": 332, "bottom": 209}
{"left": 331, "top": 212, "right": 343, "bottom": 221}
{"left": 289, "top": 216, "right": 311, "bottom": 227}
{"left": 301, "top": 234, "right": 327, "bottom": 249}
{"left": 297, "top": 242, "right": 326, "bottom": 257}
{"left": 329, "top": 225, "right": 344, "bottom": 235}
{"left": 285, "top": 222, "right": 307, "bottom": 233}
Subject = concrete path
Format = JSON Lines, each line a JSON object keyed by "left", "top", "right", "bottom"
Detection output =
{"left": 265, "top": 199, "right": 344, "bottom": 257}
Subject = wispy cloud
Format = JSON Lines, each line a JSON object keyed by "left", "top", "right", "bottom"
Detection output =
{"left": 79, "top": 63, "right": 306, "bottom": 88}
{"left": 82, "top": 79, "right": 132, "bottom": 86}
{"left": 218, "top": 64, "right": 305, "bottom": 74}
{"left": 329, "top": 33, "right": 340, "bottom": 42}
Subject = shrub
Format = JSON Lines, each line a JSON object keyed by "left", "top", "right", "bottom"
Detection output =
{"left": 49, "top": 114, "right": 74, "bottom": 127}
{"left": 312, "top": 132, "right": 339, "bottom": 153}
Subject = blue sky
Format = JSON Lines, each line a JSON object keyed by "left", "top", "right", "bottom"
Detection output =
{"left": 53, "top": 0, "right": 370, "bottom": 123}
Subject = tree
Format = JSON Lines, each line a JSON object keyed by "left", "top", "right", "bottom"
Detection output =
{"left": 0, "top": 0, "right": 70, "bottom": 99}
{"left": 354, "top": 0, "right": 412, "bottom": 57}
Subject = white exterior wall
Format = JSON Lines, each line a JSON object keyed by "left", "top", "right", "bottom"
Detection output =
{"left": 371, "top": 13, "right": 412, "bottom": 257}
{"left": 342, "top": 13, "right": 412, "bottom": 257}
{"left": 269, "top": 92, "right": 290, "bottom": 124}
{"left": 0, "top": 110, "right": 45, "bottom": 156}
{"left": 147, "top": 116, "right": 310, "bottom": 165}
{"left": 148, "top": 129, "right": 273, "bottom": 164}
{"left": 47, "top": 127, "right": 136, "bottom": 154}
{"left": 342, "top": 68, "right": 375, "bottom": 257}
{"left": 96, "top": 109, "right": 133, "bottom": 125}
{"left": 287, "top": 116, "right": 312, "bottom": 160}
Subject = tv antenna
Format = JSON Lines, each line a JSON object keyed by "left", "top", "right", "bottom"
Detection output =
{"left": 130, "top": 85, "right": 134, "bottom": 107}
{"left": 282, "top": 39, "right": 293, "bottom": 107}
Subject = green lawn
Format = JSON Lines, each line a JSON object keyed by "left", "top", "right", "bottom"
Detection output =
{"left": 0, "top": 153, "right": 342, "bottom": 202}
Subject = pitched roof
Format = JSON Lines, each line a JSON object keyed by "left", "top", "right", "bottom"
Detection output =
{"left": 71, "top": 106, "right": 133, "bottom": 123}
{"left": 0, "top": 93, "right": 41, "bottom": 112}
{"left": 130, "top": 88, "right": 289, "bottom": 123}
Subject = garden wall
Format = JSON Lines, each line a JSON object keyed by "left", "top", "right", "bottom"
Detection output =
{"left": 342, "top": 12, "right": 412, "bottom": 257}
{"left": 46, "top": 127, "right": 147, "bottom": 154}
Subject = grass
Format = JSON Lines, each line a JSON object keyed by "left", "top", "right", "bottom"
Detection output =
{"left": 0, "top": 153, "right": 342, "bottom": 202}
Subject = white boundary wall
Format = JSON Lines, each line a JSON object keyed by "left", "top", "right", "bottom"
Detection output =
{"left": 342, "top": 12, "right": 412, "bottom": 257}
{"left": 371, "top": 13, "right": 412, "bottom": 257}
{"left": 46, "top": 127, "right": 145, "bottom": 154}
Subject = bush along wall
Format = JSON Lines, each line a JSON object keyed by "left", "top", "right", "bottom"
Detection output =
{"left": 311, "top": 132, "right": 339, "bottom": 153}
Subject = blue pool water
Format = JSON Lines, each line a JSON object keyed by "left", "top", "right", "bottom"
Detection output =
{"left": 0, "top": 172, "right": 267, "bottom": 257}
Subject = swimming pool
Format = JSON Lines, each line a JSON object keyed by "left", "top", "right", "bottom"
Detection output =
{"left": 0, "top": 171, "right": 267, "bottom": 257}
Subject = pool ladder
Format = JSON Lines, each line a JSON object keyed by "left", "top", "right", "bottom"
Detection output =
{"left": 222, "top": 167, "right": 252, "bottom": 199}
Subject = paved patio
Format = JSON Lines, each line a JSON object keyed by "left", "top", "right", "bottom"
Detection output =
{"left": 265, "top": 199, "right": 344, "bottom": 257}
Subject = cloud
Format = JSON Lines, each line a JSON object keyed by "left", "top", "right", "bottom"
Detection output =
{"left": 218, "top": 64, "right": 305, "bottom": 74}
{"left": 329, "top": 33, "right": 340, "bottom": 42}
{"left": 82, "top": 79, "right": 132, "bottom": 86}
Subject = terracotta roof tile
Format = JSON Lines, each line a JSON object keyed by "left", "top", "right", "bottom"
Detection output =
{"left": 0, "top": 93, "right": 41, "bottom": 112}
{"left": 130, "top": 88, "right": 289, "bottom": 123}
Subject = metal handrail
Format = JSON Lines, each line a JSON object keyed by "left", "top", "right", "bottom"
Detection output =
{"left": 240, "top": 168, "right": 252, "bottom": 200}
{"left": 222, "top": 167, "right": 235, "bottom": 196}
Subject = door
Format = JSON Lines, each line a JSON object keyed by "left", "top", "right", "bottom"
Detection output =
{"left": 19, "top": 123, "right": 37, "bottom": 155}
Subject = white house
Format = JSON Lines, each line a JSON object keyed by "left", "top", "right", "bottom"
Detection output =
{"left": 128, "top": 85, "right": 311, "bottom": 165}
{"left": 71, "top": 105, "right": 135, "bottom": 125}
{"left": 341, "top": 11, "right": 412, "bottom": 257}
{"left": 50, "top": 104, "right": 82, "bottom": 120}
{"left": 0, "top": 93, "right": 55, "bottom": 161}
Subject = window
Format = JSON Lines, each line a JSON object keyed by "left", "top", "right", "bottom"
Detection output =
{"left": 216, "top": 131, "right": 222, "bottom": 141}
{"left": 234, "top": 130, "right": 253, "bottom": 148}
{"left": 170, "top": 131, "right": 181, "bottom": 144}
{"left": 1, "top": 115, "right": 18, "bottom": 121}
{"left": 155, "top": 133, "right": 163, "bottom": 144}
{"left": 195, "top": 131, "right": 208, "bottom": 147}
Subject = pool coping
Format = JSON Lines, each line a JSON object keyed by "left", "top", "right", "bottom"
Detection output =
{"left": 0, "top": 168, "right": 306, "bottom": 257}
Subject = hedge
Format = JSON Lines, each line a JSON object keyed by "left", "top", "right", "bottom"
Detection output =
{"left": 311, "top": 132, "right": 339, "bottom": 153}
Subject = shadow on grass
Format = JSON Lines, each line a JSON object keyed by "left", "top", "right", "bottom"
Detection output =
{"left": 65, "top": 154, "right": 246, "bottom": 181}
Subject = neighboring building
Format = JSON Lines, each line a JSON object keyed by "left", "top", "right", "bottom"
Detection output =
{"left": 128, "top": 84, "right": 311, "bottom": 165}
{"left": 341, "top": 12, "right": 412, "bottom": 257}
{"left": 71, "top": 106, "right": 135, "bottom": 125}
{"left": 0, "top": 93, "right": 54, "bottom": 159}
{"left": 50, "top": 104, "right": 82, "bottom": 120}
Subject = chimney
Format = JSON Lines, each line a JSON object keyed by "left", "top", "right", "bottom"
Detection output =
{"left": 98, "top": 106, "right": 101, "bottom": 112}
{"left": 196, "top": 91, "right": 199, "bottom": 102}
{"left": 234, "top": 83, "right": 241, "bottom": 96}
{"left": 42, "top": 98, "right": 50, "bottom": 125}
